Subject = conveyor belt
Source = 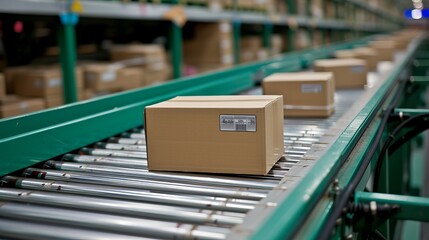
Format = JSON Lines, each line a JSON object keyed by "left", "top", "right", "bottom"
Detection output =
{"left": 0, "top": 62, "right": 397, "bottom": 239}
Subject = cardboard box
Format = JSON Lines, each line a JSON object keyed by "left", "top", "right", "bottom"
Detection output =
{"left": 314, "top": 59, "right": 367, "bottom": 89}
{"left": 82, "top": 63, "right": 121, "bottom": 92}
{"left": 352, "top": 47, "right": 379, "bottom": 71}
{"left": 368, "top": 41, "right": 396, "bottom": 61}
{"left": 0, "top": 95, "right": 45, "bottom": 118}
{"left": 240, "top": 36, "right": 262, "bottom": 63}
{"left": 117, "top": 67, "right": 144, "bottom": 90}
{"left": 334, "top": 49, "right": 378, "bottom": 71}
{"left": 263, "top": 72, "right": 335, "bottom": 117}
{"left": 110, "top": 44, "right": 167, "bottom": 63}
{"left": 44, "top": 90, "right": 93, "bottom": 108}
{"left": 184, "top": 21, "right": 234, "bottom": 66}
{"left": 144, "top": 63, "right": 172, "bottom": 86}
{"left": 145, "top": 95, "right": 284, "bottom": 175}
{"left": 13, "top": 66, "right": 84, "bottom": 97}
{"left": 0, "top": 74, "right": 5, "bottom": 99}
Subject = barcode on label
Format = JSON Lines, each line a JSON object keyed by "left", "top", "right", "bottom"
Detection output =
{"left": 220, "top": 115, "right": 256, "bottom": 132}
{"left": 235, "top": 124, "right": 247, "bottom": 131}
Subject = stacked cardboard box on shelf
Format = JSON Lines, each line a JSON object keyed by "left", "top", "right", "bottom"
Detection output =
{"left": 145, "top": 95, "right": 284, "bottom": 175}
{"left": 271, "top": 34, "right": 284, "bottom": 56}
{"left": 0, "top": 74, "right": 5, "bottom": 100}
{"left": 0, "top": 95, "right": 45, "bottom": 118}
{"left": 240, "top": 36, "right": 263, "bottom": 63}
{"left": 110, "top": 44, "right": 171, "bottom": 86}
{"left": 184, "top": 21, "right": 234, "bottom": 74}
{"left": 12, "top": 66, "right": 85, "bottom": 108}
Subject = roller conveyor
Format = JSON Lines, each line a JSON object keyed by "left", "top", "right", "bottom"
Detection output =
{"left": 1, "top": 33, "right": 426, "bottom": 239}
{"left": 0, "top": 66, "right": 394, "bottom": 239}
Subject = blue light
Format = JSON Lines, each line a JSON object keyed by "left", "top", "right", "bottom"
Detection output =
{"left": 404, "top": 9, "right": 429, "bottom": 19}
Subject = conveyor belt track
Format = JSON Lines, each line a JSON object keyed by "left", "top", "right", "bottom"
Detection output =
{"left": 0, "top": 68, "right": 392, "bottom": 239}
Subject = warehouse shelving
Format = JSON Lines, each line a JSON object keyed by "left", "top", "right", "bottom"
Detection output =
{"left": 0, "top": 0, "right": 405, "bottom": 105}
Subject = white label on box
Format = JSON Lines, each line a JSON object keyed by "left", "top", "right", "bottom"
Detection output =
{"left": 301, "top": 84, "right": 322, "bottom": 93}
{"left": 220, "top": 115, "right": 256, "bottom": 132}
{"left": 48, "top": 78, "right": 61, "bottom": 88}
{"left": 220, "top": 22, "right": 231, "bottom": 33}
{"left": 220, "top": 39, "right": 231, "bottom": 49}
{"left": 351, "top": 66, "right": 365, "bottom": 73}
{"left": 19, "top": 102, "right": 29, "bottom": 110}
{"left": 101, "top": 71, "right": 116, "bottom": 82}
{"left": 222, "top": 54, "right": 233, "bottom": 64}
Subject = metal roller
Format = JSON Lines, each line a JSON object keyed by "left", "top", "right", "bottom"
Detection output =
{"left": 62, "top": 154, "right": 148, "bottom": 168}
{"left": 0, "top": 201, "right": 228, "bottom": 240}
{"left": 44, "top": 161, "right": 278, "bottom": 189}
{"left": 0, "top": 188, "right": 244, "bottom": 226}
{"left": 22, "top": 168, "right": 268, "bottom": 200}
{"left": 2, "top": 176, "right": 255, "bottom": 213}
{"left": 0, "top": 218, "right": 152, "bottom": 240}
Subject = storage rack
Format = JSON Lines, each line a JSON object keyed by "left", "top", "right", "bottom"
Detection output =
{"left": 0, "top": 0, "right": 405, "bottom": 104}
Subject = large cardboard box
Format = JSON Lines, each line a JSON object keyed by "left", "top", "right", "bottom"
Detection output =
{"left": 82, "top": 63, "right": 121, "bottom": 92}
{"left": 0, "top": 95, "right": 45, "bottom": 118}
{"left": 43, "top": 91, "right": 90, "bottom": 108}
{"left": 314, "top": 59, "right": 367, "bottom": 89}
{"left": 368, "top": 41, "right": 396, "bottom": 61}
{"left": 117, "top": 67, "right": 144, "bottom": 90}
{"left": 0, "top": 74, "right": 5, "bottom": 99}
{"left": 184, "top": 21, "right": 233, "bottom": 66}
{"left": 263, "top": 72, "right": 335, "bottom": 117}
{"left": 145, "top": 95, "right": 284, "bottom": 175}
{"left": 13, "top": 67, "right": 84, "bottom": 97}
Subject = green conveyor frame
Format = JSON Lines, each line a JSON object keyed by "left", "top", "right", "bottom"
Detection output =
{"left": 1, "top": 35, "right": 429, "bottom": 239}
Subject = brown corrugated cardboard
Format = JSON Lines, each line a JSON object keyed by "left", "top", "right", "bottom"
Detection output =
{"left": 44, "top": 90, "right": 92, "bottom": 108}
{"left": 145, "top": 95, "right": 284, "bottom": 175}
{"left": 13, "top": 66, "right": 84, "bottom": 97}
{"left": 144, "top": 63, "right": 172, "bottom": 86}
{"left": 0, "top": 95, "right": 45, "bottom": 118}
{"left": 263, "top": 72, "right": 335, "bottom": 117}
{"left": 110, "top": 44, "right": 167, "bottom": 62}
{"left": 82, "top": 63, "right": 121, "bottom": 92}
{"left": 314, "top": 59, "right": 367, "bottom": 89}
{"left": 368, "top": 40, "right": 396, "bottom": 61}
{"left": 183, "top": 21, "right": 234, "bottom": 66}
{"left": 334, "top": 49, "right": 379, "bottom": 72}
{"left": 0, "top": 74, "right": 5, "bottom": 99}
{"left": 117, "top": 67, "right": 144, "bottom": 90}
{"left": 240, "top": 36, "right": 262, "bottom": 63}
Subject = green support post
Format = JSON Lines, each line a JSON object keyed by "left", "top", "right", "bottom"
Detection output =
{"left": 59, "top": 13, "right": 79, "bottom": 104}
{"left": 355, "top": 192, "right": 429, "bottom": 222}
{"left": 263, "top": 22, "right": 273, "bottom": 50}
{"left": 170, "top": 22, "right": 183, "bottom": 79}
{"left": 233, "top": 20, "right": 241, "bottom": 65}
{"left": 286, "top": 0, "right": 296, "bottom": 52}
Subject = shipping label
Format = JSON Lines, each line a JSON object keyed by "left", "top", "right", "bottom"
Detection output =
{"left": 220, "top": 115, "right": 256, "bottom": 132}
{"left": 301, "top": 84, "right": 322, "bottom": 93}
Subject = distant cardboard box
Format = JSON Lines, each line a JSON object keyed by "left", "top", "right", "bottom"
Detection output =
{"left": 145, "top": 95, "right": 284, "bottom": 175}
{"left": 263, "top": 72, "right": 335, "bottom": 117}
{"left": 0, "top": 95, "right": 45, "bottom": 118}
{"left": 314, "top": 59, "right": 367, "bottom": 89}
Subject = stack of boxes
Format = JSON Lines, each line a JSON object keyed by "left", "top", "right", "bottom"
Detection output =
{"left": 184, "top": 21, "right": 234, "bottom": 74}
{"left": 240, "top": 36, "right": 267, "bottom": 63}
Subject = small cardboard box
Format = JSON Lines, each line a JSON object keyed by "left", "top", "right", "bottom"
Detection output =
{"left": 0, "top": 95, "right": 45, "bottom": 118}
{"left": 144, "top": 63, "right": 172, "bottom": 86}
{"left": 334, "top": 49, "right": 379, "bottom": 72}
{"left": 263, "top": 72, "right": 335, "bottom": 117}
{"left": 110, "top": 44, "right": 167, "bottom": 63}
{"left": 0, "top": 74, "right": 5, "bottom": 99}
{"left": 314, "top": 59, "right": 367, "bottom": 89}
{"left": 44, "top": 91, "right": 92, "bottom": 108}
{"left": 368, "top": 40, "right": 396, "bottom": 61}
{"left": 117, "top": 67, "right": 144, "bottom": 90}
{"left": 13, "top": 67, "right": 84, "bottom": 97}
{"left": 352, "top": 47, "right": 379, "bottom": 71}
{"left": 82, "top": 63, "right": 121, "bottom": 92}
{"left": 145, "top": 95, "right": 284, "bottom": 175}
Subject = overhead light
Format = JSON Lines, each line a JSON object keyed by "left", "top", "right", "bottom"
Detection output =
{"left": 413, "top": 2, "right": 424, "bottom": 9}
{"left": 411, "top": 9, "right": 423, "bottom": 19}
